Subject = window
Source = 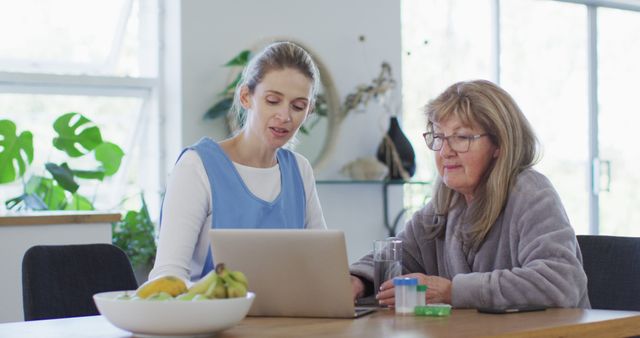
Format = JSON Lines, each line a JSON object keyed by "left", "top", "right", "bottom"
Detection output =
{"left": 500, "top": 0, "right": 589, "bottom": 234}
{"left": 0, "top": 0, "right": 160, "bottom": 212}
{"left": 401, "top": 0, "right": 493, "bottom": 185}
{"left": 402, "top": 0, "right": 640, "bottom": 235}
{"left": 597, "top": 7, "right": 640, "bottom": 235}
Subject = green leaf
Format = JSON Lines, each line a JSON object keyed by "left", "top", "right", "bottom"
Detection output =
{"left": 5, "top": 193, "right": 48, "bottom": 211}
{"left": 300, "top": 114, "right": 322, "bottom": 135}
{"left": 204, "top": 97, "right": 233, "bottom": 120}
{"left": 25, "top": 176, "right": 43, "bottom": 194}
{"left": 112, "top": 194, "right": 157, "bottom": 268}
{"left": 45, "top": 162, "right": 79, "bottom": 193}
{"left": 52, "top": 112, "right": 103, "bottom": 157}
{"left": 299, "top": 125, "right": 309, "bottom": 135}
{"left": 5, "top": 194, "right": 25, "bottom": 210}
{"left": 314, "top": 93, "right": 329, "bottom": 117}
{"left": 25, "top": 176, "right": 68, "bottom": 210}
{"left": 64, "top": 193, "right": 94, "bottom": 211}
{"left": 0, "top": 119, "right": 34, "bottom": 184}
{"left": 94, "top": 142, "right": 124, "bottom": 176}
{"left": 72, "top": 169, "right": 105, "bottom": 181}
{"left": 234, "top": 108, "right": 248, "bottom": 129}
{"left": 224, "top": 50, "right": 250, "bottom": 67}
{"left": 221, "top": 74, "right": 242, "bottom": 95}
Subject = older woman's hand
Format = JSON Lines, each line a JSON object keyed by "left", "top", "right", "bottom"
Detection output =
{"left": 419, "top": 274, "right": 452, "bottom": 304}
{"left": 377, "top": 273, "right": 452, "bottom": 306}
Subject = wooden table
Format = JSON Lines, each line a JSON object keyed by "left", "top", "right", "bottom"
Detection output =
{"left": 0, "top": 308, "right": 639, "bottom": 337}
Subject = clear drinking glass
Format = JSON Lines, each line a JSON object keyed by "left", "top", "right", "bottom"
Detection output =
{"left": 373, "top": 238, "right": 403, "bottom": 300}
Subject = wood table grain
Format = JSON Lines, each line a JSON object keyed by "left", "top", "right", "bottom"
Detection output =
{"left": 0, "top": 308, "right": 639, "bottom": 337}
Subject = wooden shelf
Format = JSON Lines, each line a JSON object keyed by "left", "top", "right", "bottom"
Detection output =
{"left": 0, "top": 211, "right": 121, "bottom": 226}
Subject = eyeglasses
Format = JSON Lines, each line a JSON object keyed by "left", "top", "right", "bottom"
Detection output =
{"left": 422, "top": 132, "right": 489, "bottom": 153}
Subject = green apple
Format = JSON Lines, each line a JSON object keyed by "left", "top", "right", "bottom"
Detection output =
{"left": 192, "top": 294, "right": 210, "bottom": 301}
{"left": 175, "top": 293, "right": 197, "bottom": 301}
{"left": 147, "top": 292, "right": 174, "bottom": 301}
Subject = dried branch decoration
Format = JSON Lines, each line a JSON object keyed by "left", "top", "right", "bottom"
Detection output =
{"left": 337, "top": 62, "right": 396, "bottom": 123}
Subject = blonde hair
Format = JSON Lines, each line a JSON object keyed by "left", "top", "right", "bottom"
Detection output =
{"left": 229, "top": 41, "right": 320, "bottom": 130}
{"left": 425, "top": 80, "right": 539, "bottom": 248}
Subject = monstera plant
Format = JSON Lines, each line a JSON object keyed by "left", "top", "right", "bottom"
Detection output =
{"left": 0, "top": 119, "right": 34, "bottom": 185}
{"left": 2, "top": 112, "right": 124, "bottom": 211}
{"left": 1, "top": 113, "right": 155, "bottom": 275}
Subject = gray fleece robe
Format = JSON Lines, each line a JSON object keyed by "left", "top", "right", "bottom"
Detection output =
{"left": 350, "top": 169, "right": 590, "bottom": 309}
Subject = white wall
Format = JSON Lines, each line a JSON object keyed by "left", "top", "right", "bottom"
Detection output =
{"left": 0, "top": 217, "right": 112, "bottom": 323}
{"left": 164, "top": 0, "right": 404, "bottom": 263}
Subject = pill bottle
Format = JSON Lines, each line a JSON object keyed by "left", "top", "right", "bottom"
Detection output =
{"left": 416, "top": 284, "right": 427, "bottom": 306}
{"left": 393, "top": 277, "right": 417, "bottom": 314}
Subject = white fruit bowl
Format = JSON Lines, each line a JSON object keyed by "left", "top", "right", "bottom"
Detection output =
{"left": 94, "top": 290, "right": 255, "bottom": 336}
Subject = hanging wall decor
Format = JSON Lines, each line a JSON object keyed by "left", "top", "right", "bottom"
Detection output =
{"left": 376, "top": 116, "right": 416, "bottom": 181}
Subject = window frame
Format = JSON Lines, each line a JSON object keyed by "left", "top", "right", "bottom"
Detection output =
{"left": 402, "top": 0, "right": 640, "bottom": 235}
{"left": 491, "top": 0, "right": 640, "bottom": 234}
{"left": 0, "top": 0, "right": 163, "bottom": 213}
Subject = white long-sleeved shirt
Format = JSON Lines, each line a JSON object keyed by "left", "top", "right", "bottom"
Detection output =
{"left": 149, "top": 149, "right": 327, "bottom": 282}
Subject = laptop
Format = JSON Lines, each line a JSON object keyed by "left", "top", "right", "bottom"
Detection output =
{"left": 209, "top": 229, "right": 376, "bottom": 318}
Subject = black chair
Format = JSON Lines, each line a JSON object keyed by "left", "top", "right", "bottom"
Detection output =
{"left": 22, "top": 243, "right": 138, "bottom": 321}
{"left": 577, "top": 235, "right": 640, "bottom": 311}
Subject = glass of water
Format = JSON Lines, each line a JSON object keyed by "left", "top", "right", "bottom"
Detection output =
{"left": 373, "top": 237, "right": 402, "bottom": 302}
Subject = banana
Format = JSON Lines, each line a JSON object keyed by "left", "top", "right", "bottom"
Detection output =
{"left": 115, "top": 264, "right": 249, "bottom": 301}
{"left": 210, "top": 279, "right": 228, "bottom": 299}
{"left": 225, "top": 276, "right": 248, "bottom": 298}
{"left": 187, "top": 270, "right": 219, "bottom": 296}
{"left": 215, "top": 263, "right": 230, "bottom": 279}
{"left": 191, "top": 263, "right": 249, "bottom": 299}
{"left": 177, "top": 292, "right": 211, "bottom": 301}
{"left": 135, "top": 275, "right": 188, "bottom": 299}
{"left": 202, "top": 276, "right": 219, "bottom": 298}
{"left": 215, "top": 279, "right": 228, "bottom": 299}
{"left": 229, "top": 271, "right": 249, "bottom": 288}
{"left": 215, "top": 263, "right": 247, "bottom": 298}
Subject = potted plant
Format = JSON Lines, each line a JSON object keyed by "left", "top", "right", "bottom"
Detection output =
{"left": 112, "top": 193, "right": 157, "bottom": 283}
{"left": 0, "top": 114, "right": 156, "bottom": 280}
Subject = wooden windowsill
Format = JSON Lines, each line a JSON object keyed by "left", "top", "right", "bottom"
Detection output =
{"left": 0, "top": 211, "right": 122, "bottom": 226}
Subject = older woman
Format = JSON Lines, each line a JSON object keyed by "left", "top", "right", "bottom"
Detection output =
{"left": 350, "top": 80, "right": 590, "bottom": 309}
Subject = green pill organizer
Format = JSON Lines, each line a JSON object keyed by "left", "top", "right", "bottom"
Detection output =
{"left": 414, "top": 304, "right": 452, "bottom": 317}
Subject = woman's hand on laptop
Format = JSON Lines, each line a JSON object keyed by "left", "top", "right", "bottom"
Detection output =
{"left": 350, "top": 275, "right": 365, "bottom": 301}
{"left": 377, "top": 273, "right": 452, "bottom": 306}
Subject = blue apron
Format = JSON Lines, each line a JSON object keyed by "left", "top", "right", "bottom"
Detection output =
{"left": 186, "top": 138, "right": 306, "bottom": 277}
